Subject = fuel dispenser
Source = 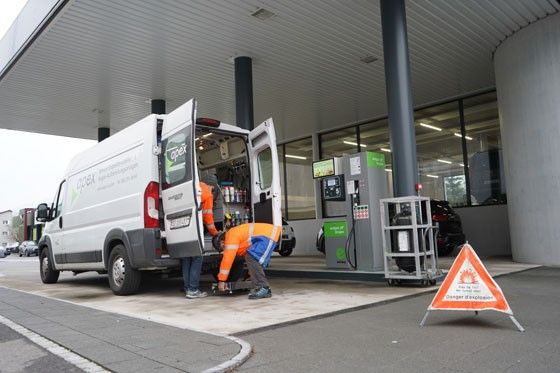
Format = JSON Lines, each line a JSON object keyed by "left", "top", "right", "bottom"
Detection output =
{"left": 315, "top": 152, "right": 389, "bottom": 272}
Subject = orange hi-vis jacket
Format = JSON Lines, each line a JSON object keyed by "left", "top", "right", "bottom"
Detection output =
{"left": 218, "top": 223, "right": 281, "bottom": 282}
{"left": 200, "top": 182, "right": 218, "bottom": 236}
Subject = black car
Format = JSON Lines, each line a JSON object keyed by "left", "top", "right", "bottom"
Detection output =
{"left": 430, "top": 199, "right": 466, "bottom": 256}
{"left": 316, "top": 199, "right": 466, "bottom": 257}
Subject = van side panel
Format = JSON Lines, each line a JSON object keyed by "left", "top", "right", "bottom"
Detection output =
{"left": 60, "top": 116, "right": 158, "bottom": 270}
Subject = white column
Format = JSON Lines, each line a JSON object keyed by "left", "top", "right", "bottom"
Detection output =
{"left": 494, "top": 13, "right": 560, "bottom": 264}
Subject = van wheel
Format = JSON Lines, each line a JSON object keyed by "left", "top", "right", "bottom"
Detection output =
{"left": 108, "top": 245, "right": 141, "bottom": 295}
{"left": 40, "top": 248, "right": 59, "bottom": 284}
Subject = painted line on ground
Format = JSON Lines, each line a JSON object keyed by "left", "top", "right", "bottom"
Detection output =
{"left": 0, "top": 314, "right": 109, "bottom": 373}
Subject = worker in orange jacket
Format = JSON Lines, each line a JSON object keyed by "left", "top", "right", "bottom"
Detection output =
{"left": 180, "top": 181, "right": 220, "bottom": 299}
{"left": 200, "top": 181, "right": 219, "bottom": 237}
{"left": 214, "top": 223, "right": 281, "bottom": 299}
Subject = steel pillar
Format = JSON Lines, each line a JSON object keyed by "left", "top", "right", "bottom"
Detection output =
{"left": 151, "top": 99, "right": 166, "bottom": 114}
{"left": 380, "top": 0, "right": 418, "bottom": 196}
{"left": 98, "top": 127, "right": 110, "bottom": 142}
{"left": 234, "top": 56, "right": 254, "bottom": 130}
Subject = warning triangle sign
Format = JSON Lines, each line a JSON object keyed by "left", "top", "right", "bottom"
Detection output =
{"left": 428, "top": 244, "right": 512, "bottom": 315}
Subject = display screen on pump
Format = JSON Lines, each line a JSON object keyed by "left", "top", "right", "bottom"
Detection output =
{"left": 313, "top": 158, "right": 335, "bottom": 179}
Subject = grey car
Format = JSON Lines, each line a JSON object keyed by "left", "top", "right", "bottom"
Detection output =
{"left": 19, "top": 241, "right": 39, "bottom": 257}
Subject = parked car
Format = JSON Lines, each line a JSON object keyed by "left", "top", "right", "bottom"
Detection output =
{"left": 19, "top": 241, "right": 39, "bottom": 257}
{"left": 315, "top": 199, "right": 466, "bottom": 257}
{"left": 430, "top": 199, "right": 466, "bottom": 256}
{"left": 277, "top": 218, "right": 296, "bottom": 257}
{"left": 0, "top": 246, "right": 6, "bottom": 258}
{"left": 5, "top": 242, "right": 19, "bottom": 254}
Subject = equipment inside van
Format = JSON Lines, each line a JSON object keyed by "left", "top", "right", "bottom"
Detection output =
{"left": 36, "top": 99, "right": 281, "bottom": 295}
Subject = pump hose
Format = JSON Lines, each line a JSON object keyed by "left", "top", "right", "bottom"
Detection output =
{"left": 344, "top": 223, "right": 357, "bottom": 270}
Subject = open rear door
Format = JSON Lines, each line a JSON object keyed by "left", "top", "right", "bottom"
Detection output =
{"left": 248, "top": 118, "right": 282, "bottom": 226}
{"left": 160, "top": 99, "right": 204, "bottom": 257}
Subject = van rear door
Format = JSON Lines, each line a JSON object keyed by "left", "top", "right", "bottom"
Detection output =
{"left": 248, "top": 119, "right": 282, "bottom": 226}
{"left": 160, "top": 99, "right": 204, "bottom": 257}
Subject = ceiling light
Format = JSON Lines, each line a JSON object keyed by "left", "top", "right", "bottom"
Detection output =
{"left": 380, "top": 148, "right": 391, "bottom": 153}
{"left": 426, "top": 174, "right": 439, "bottom": 179}
{"left": 251, "top": 7, "right": 275, "bottom": 20}
{"left": 420, "top": 123, "right": 442, "bottom": 132}
{"left": 195, "top": 137, "right": 200, "bottom": 141}
{"left": 385, "top": 168, "right": 392, "bottom": 172}
{"left": 360, "top": 55, "right": 378, "bottom": 64}
{"left": 285, "top": 154, "right": 307, "bottom": 160}
{"left": 202, "top": 133, "right": 212, "bottom": 138}
{"left": 437, "top": 159, "right": 452, "bottom": 164}
{"left": 198, "top": 146, "right": 204, "bottom": 150}
{"left": 343, "top": 140, "right": 366, "bottom": 148}
{"left": 454, "top": 133, "right": 473, "bottom": 140}
{"left": 459, "top": 163, "right": 465, "bottom": 167}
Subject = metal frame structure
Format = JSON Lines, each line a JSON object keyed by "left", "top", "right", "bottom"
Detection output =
{"left": 380, "top": 196, "right": 442, "bottom": 284}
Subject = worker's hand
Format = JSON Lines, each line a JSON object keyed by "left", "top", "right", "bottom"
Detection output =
{"left": 218, "top": 281, "right": 226, "bottom": 292}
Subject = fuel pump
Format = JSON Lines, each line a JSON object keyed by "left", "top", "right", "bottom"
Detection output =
{"left": 316, "top": 152, "right": 389, "bottom": 272}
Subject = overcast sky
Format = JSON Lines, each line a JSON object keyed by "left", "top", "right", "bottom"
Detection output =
{"left": 0, "top": 1, "right": 96, "bottom": 214}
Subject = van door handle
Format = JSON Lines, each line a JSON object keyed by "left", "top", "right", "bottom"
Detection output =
{"left": 59, "top": 216, "right": 63, "bottom": 229}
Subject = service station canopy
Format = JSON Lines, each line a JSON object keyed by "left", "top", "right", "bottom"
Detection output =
{"left": 0, "top": 0, "right": 558, "bottom": 141}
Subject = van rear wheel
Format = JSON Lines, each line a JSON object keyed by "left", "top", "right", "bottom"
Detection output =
{"left": 40, "top": 248, "right": 59, "bottom": 284}
{"left": 108, "top": 245, "right": 142, "bottom": 295}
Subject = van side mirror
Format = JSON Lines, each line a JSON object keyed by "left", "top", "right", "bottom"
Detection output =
{"left": 36, "top": 203, "right": 49, "bottom": 222}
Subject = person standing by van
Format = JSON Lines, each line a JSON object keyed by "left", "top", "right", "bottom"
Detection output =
{"left": 200, "top": 174, "right": 224, "bottom": 232}
{"left": 181, "top": 181, "right": 218, "bottom": 299}
{"left": 214, "top": 223, "right": 280, "bottom": 299}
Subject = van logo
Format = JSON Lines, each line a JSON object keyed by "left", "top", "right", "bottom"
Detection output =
{"left": 77, "top": 173, "right": 96, "bottom": 190}
{"left": 168, "top": 193, "right": 183, "bottom": 201}
{"left": 169, "top": 143, "right": 187, "bottom": 162}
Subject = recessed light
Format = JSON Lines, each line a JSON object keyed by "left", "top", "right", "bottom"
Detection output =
{"left": 285, "top": 154, "right": 306, "bottom": 160}
{"left": 343, "top": 140, "right": 366, "bottom": 148}
{"left": 426, "top": 174, "right": 439, "bottom": 179}
{"left": 251, "top": 8, "right": 275, "bottom": 20}
{"left": 380, "top": 148, "right": 391, "bottom": 153}
{"left": 360, "top": 55, "right": 378, "bottom": 64}
{"left": 437, "top": 159, "right": 452, "bottom": 164}
{"left": 454, "top": 133, "right": 473, "bottom": 140}
{"left": 385, "top": 168, "right": 392, "bottom": 172}
{"left": 420, "top": 123, "right": 442, "bottom": 131}
{"left": 202, "top": 133, "right": 212, "bottom": 138}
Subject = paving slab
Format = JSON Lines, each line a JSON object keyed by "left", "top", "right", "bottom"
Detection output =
{"left": 0, "top": 287, "right": 248, "bottom": 373}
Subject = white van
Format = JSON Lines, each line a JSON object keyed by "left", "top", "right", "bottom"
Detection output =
{"left": 36, "top": 99, "right": 281, "bottom": 295}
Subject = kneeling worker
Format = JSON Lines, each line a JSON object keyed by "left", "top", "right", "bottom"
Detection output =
{"left": 214, "top": 223, "right": 281, "bottom": 299}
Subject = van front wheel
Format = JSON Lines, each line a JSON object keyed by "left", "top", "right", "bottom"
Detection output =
{"left": 40, "top": 248, "right": 59, "bottom": 284}
{"left": 108, "top": 245, "right": 141, "bottom": 295}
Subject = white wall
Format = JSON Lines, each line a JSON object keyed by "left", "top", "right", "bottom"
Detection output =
{"left": 455, "top": 205, "right": 510, "bottom": 258}
{"left": 494, "top": 12, "right": 560, "bottom": 265}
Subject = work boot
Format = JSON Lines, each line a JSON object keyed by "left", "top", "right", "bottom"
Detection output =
{"left": 248, "top": 287, "right": 271, "bottom": 300}
{"left": 186, "top": 290, "right": 208, "bottom": 299}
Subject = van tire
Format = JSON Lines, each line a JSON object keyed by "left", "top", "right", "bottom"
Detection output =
{"left": 108, "top": 245, "right": 142, "bottom": 295}
{"left": 40, "top": 248, "right": 59, "bottom": 284}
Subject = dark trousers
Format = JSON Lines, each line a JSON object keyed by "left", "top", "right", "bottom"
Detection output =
{"left": 181, "top": 256, "right": 203, "bottom": 292}
{"left": 245, "top": 254, "right": 269, "bottom": 288}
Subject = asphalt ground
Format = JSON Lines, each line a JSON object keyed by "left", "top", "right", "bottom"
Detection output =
{"left": 0, "top": 322, "right": 83, "bottom": 373}
{"left": 239, "top": 266, "right": 560, "bottom": 372}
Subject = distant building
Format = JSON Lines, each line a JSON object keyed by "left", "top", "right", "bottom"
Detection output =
{"left": 0, "top": 210, "right": 14, "bottom": 246}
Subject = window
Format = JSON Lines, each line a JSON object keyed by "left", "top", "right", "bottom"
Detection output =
{"left": 319, "top": 127, "right": 358, "bottom": 159}
{"left": 415, "top": 101, "right": 467, "bottom": 206}
{"left": 277, "top": 145, "right": 286, "bottom": 217}
{"left": 52, "top": 181, "right": 67, "bottom": 218}
{"left": 359, "top": 118, "right": 393, "bottom": 193}
{"left": 257, "top": 148, "right": 273, "bottom": 189}
{"left": 284, "top": 137, "right": 316, "bottom": 219}
{"left": 162, "top": 129, "right": 192, "bottom": 189}
{"left": 463, "top": 92, "right": 505, "bottom": 205}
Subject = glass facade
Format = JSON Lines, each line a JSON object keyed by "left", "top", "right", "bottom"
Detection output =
{"left": 277, "top": 90, "right": 504, "bottom": 220}
{"left": 282, "top": 137, "right": 316, "bottom": 220}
